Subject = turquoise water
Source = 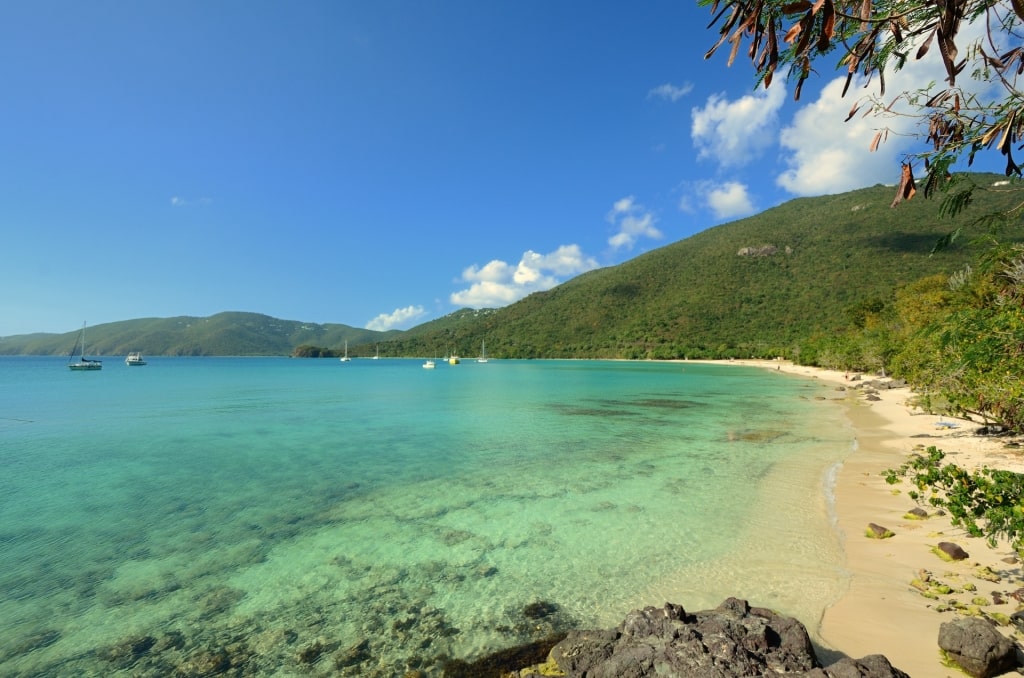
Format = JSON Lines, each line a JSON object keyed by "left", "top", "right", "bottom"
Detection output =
{"left": 0, "top": 357, "right": 853, "bottom": 676}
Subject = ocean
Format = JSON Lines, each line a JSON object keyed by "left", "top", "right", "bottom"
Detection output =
{"left": 0, "top": 356, "right": 854, "bottom": 676}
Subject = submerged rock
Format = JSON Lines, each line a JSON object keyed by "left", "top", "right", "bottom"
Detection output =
{"left": 522, "top": 600, "right": 558, "bottom": 619}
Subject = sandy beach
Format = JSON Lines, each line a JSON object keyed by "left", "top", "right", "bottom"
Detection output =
{"left": 713, "top": 359, "right": 1024, "bottom": 676}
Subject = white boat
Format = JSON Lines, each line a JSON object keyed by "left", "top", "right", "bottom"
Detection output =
{"left": 125, "top": 352, "right": 146, "bottom": 366}
{"left": 68, "top": 322, "right": 102, "bottom": 371}
{"left": 477, "top": 340, "right": 488, "bottom": 363}
{"left": 372, "top": 345, "right": 380, "bottom": 360}
{"left": 339, "top": 340, "right": 351, "bottom": 362}
{"left": 422, "top": 359, "right": 436, "bottom": 369}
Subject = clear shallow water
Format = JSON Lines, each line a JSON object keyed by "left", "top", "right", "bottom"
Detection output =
{"left": 0, "top": 357, "right": 853, "bottom": 676}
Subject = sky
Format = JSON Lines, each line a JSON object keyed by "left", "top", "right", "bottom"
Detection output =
{"left": 0, "top": 2, "right": 1005, "bottom": 336}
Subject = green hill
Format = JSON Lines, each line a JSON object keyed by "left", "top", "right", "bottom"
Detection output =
{"left": 0, "top": 312, "right": 397, "bottom": 357}
{"left": 3, "top": 173, "right": 1021, "bottom": 358}
{"left": 388, "top": 174, "right": 1024, "bottom": 359}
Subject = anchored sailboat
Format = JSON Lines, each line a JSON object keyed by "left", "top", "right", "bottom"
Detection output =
{"left": 68, "top": 322, "right": 102, "bottom": 371}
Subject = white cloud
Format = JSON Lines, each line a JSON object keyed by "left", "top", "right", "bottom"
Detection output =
{"left": 170, "top": 196, "right": 212, "bottom": 207}
{"left": 451, "top": 244, "right": 599, "bottom": 308}
{"left": 366, "top": 305, "right": 427, "bottom": 331}
{"left": 776, "top": 17, "right": 998, "bottom": 195}
{"left": 775, "top": 76, "right": 911, "bottom": 195}
{"left": 705, "top": 181, "right": 756, "bottom": 219}
{"left": 606, "top": 196, "right": 662, "bottom": 251}
{"left": 648, "top": 82, "right": 694, "bottom": 102}
{"left": 691, "top": 85, "right": 786, "bottom": 167}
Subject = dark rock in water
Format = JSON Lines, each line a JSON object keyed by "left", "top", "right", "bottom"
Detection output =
{"left": 9, "top": 629, "right": 60, "bottom": 657}
{"left": 938, "top": 617, "right": 1020, "bottom": 678}
{"left": 177, "top": 648, "right": 231, "bottom": 675}
{"left": 523, "top": 600, "right": 558, "bottom": 619}
{"left": 296, "top": 638, "right": 327, "bottom": 664}
{"left": 443, "top": 634, "right": 566, "bottom": 678}
{"left": 334, "top": 638, "right": 371, "bottom": 668}
{"left": 937, "top": 541, "right": 970, "bottom": 561}
{"left": 98, "top": 635, "right": 156, "bottom": 668}
{"left": 152, "top": 630, "right": 185, "bottom": 653}
{"left": 515, "top": 598, "right": 908, "bottom": 678}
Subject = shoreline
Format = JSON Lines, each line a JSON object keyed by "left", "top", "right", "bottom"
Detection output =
{"left": 700, "top": 359, "right": 1023, "bottom": 675}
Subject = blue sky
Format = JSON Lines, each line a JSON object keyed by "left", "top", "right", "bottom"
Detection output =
{"left": 0, "top": 2, "right": 999, "bottom": 336}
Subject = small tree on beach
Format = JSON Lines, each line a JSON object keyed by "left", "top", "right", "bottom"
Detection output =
{"left": 885, "top": 446, "right": 1024, "bottom": 551}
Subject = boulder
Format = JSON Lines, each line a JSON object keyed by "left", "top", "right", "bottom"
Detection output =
{"left": 938, "top": 617, "right": 1019, "bottom": 677}
{"left": 517, "top": 598, "right": 908, "bottom": 677}
{"left": 867, "top": 522, "right": 894, "bottom": 538}
{"left": 937, "top": 541, "right": 970, "bottom": 561}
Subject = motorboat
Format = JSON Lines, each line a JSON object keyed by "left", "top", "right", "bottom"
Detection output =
{"left": 125, "top": 352, "right": 147, "bottom": 366}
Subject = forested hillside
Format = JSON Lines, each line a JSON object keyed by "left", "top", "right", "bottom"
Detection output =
{"left": 4, "top": 174, "right": 1020, "bottom": 359}
{"left": 390, "top": 174, "right": 1024, "bottom": 359}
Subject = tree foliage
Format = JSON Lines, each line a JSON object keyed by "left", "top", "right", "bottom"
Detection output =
{"left": 886, "top": 243, "right": 1024, "bottom": 429}
{"left": 701, "top": 0, "right": 1024, "bottom": 256}
{"left": 701, "top": 0, "right": 1024, "bottom": 188}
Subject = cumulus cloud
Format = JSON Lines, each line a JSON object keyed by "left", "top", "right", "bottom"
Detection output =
{"left": 366, "top": 305, "right": 427, "bottom": 331}
{"left": 679, "top": 181, "right": 757, "bottom": 220}
{"left": 775, "top": 77, "right": 911, "bottom": 195}
{"left": 776, "top": 18, "right": 997, "bottom": 195}
{"left": 607, "top": 196, "right": 662, "bottom": 251}
{"left": 705, "top": 181, "right": 756, "bottom": 219}
{"left": 451, "top": 245, "right": 599, "bottom": 308}
{"left": 648, "top": 82, "right": 694, "bottom": 102}
{"left": 691, "top": 85, "right": 786, "bottom": 168}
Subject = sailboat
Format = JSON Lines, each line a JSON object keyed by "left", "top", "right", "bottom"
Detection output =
{"left": 68, "top": 322, "right": 102, "bottom": 371}
{"left": 477, "top": 340, "right": 488, "bottom": 363}
{"left": 372, "top": 344, "right": 380, "bottom": 360}
{"left": 339, "top": 340, "right": 351, "bottom": 362}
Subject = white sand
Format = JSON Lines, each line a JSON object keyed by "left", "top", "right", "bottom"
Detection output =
{"left": 699, "top": 359, "right": 1024, "bottom": 676}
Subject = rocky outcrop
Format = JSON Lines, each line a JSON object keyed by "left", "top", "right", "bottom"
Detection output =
{"left": 514, "top": 598, "right": 909, "bottom": 677}
{"left": 737, "top": 244, "right": 784, "bottom": 257}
